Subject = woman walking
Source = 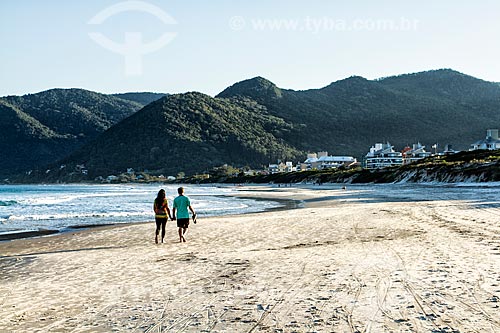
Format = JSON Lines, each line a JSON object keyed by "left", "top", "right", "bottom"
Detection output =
{"left": 153, "top": 189, "right": 172, "bottom": 244}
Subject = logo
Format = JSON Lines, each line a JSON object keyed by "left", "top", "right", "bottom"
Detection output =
{"left": 88, "top": 1, "right": 177, "bottom": 76}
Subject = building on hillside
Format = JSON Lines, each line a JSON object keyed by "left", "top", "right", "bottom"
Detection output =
{"left": 299, "top": 153, "right": 319, "bottom": 171}
{"left": 268, "top": 161, "right": 296, "bottom": 174}
{"left": 284, "top": 161, "right": 296, "bottom": 172}
{"left": 365, "top": 143, "right": 403, "bottom": 169}
{"left": 268, "top": 164, "right": 280, "bottom": 174}
{"left": 402, "top": 143, "right": 432, "bottom": 165}
{"left": 317, "top": 155, "right": 358, "bottom": 169}
{"left": 470, "top": 129, "right": 500, "bottom": 150}
{"left": 300, "top": 151, "right": 358, "bottom": 170}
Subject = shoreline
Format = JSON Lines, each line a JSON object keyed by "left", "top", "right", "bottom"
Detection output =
{"left": 2, "top": 181, "right": 499, "bottom": 242}
{"left": 0, "top": 189, "right": 303, "bottom": 242}
{"left": 0, "top": 229, "right": 60, "bottom": 241}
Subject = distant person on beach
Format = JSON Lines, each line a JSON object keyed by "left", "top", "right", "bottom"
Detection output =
{"left": 172, "top": 187, "right": 196, "bottom": 243}
{"left": 153, "top": 189, "right": 172, "bottom": 244}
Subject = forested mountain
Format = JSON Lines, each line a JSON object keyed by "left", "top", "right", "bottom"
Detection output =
{"left": 378, "top": 69, "right": 500, "bottom": 103}
{"left": 9, "top": 69, "right": 500, "bottom": 182}
{"left": 111, "top": 92, "right": 167, "bottom": 105}
{"left": 218, "top": 69, "right": 500, "bottom": 155}
{"left": 0, "top": 89, "right": 152, "bottom": 176}
{"left": 49, "top": 93, "right": 301, "bottom": 179}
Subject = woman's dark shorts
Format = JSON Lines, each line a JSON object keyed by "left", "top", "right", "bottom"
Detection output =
{"left": 177, "top": 218, "right": 189, "bottom": 228}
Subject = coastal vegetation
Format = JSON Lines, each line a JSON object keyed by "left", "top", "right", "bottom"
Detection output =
{"left": 8, "top": 149, "right": 499, "bottom": 184}
{"left": 182, "top": 149, "right": 500, "bottom": 184}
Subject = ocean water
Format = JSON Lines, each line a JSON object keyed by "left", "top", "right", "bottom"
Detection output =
{"left": 0, "top": 184, "right": 282, "bottom": 235}
{"left": 1, "top": 183, "right": 499, "bottom": 237}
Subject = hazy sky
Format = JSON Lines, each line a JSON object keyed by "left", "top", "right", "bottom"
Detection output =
{"left": 1, "top": 0, "right": 499, "bottom": 96}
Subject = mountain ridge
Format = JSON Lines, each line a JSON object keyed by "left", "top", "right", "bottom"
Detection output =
{"left": 5, "top": 69, "right": 500, "bottom": 182}
{"left": 47, "top": 92, "right": 301, "bottom": 179}
{"left": 217, "top": 76, "right": 283, "bottom": 100}
{"left": 0, "top": 89, "right": 166, "bottom": 176}
{"left": 111, "top": 92, "right": 167, "bottom": 105}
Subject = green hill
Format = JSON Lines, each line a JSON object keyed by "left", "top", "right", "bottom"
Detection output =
{"left": 0, "top": 89, "right": 148, "bottom": 177}
{"left": 43, "top": 92, "right": 301, "bottom": 179}
{"left": 218, "top": 70, "right": 500, "bottom": 156}
{"left": 2, "top": 88, "right": 144, "bottom": 137}
{"left": 0, "top": 99, "right": 61, "bottom": 140}
{"left": 12, "top": 69, "right": 500, "bottom": 182}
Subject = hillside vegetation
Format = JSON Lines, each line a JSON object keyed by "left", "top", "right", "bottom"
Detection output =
{"left": 0, "top": 89, "right": 155, "bottom": 176}
{"left": 29, "top": 93, "right": 302, "bottom": 180}
{"left": 7, "top": 69, "right": 500, "bottom": 182}
{"left": 195, "top": 150, "right": 500, "bottom": 184}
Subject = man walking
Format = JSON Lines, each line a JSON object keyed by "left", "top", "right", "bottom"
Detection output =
{"left": 172, "top": 187, "right": 196, "bottom": 243}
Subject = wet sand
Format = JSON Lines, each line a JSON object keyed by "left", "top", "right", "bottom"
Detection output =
{"left": 1, "top": 185, "right": 500, "bottom": 332}
{"left": 0, "top": 229, "right": 60, "bottom": 241}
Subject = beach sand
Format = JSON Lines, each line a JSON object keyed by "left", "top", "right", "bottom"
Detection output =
{"left": 1, "top": 185, "right": 500, "bottom": 332}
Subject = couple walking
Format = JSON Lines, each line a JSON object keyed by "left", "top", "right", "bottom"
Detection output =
{"left": 154, "top": 187, "right": 196, "bottom": 243}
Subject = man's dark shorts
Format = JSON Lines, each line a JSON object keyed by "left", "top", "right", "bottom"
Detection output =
{"left": 177, "top": 218, "right": 189, "bottom": 228}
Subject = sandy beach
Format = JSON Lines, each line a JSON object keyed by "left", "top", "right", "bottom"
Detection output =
{"left": 1, "top": 185, "right": 500, "bottom": 332}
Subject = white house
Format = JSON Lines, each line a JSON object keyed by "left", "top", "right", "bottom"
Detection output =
{"left": 316, "top": 155, "right": 357, "bottom": 170}
{"left": 470, "top": 129, "right": 500, "bottom": 151}
{"left": 284, "top": 161, "right": 296, "bottom": 172}
{"left": 301, "top": 151, "right": 357, "bottom": 170}
{"left": 365, "top": 143, "right": 403, "bottom": 169}
{"left": 300, "top": 153, "right": 318, "bottom": 170}
{"left": 402, "top": 143, "right": 432, "bottom": 165}
{"left": 269, "top": 161, "right": 296, "bottom": 174}
{"left": 268, "top": 164, "right": 280, "bottom": 174}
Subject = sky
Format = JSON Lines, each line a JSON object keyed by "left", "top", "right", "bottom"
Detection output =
{"left": 1, "top": 0, "right": 500, "bottom": 96}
